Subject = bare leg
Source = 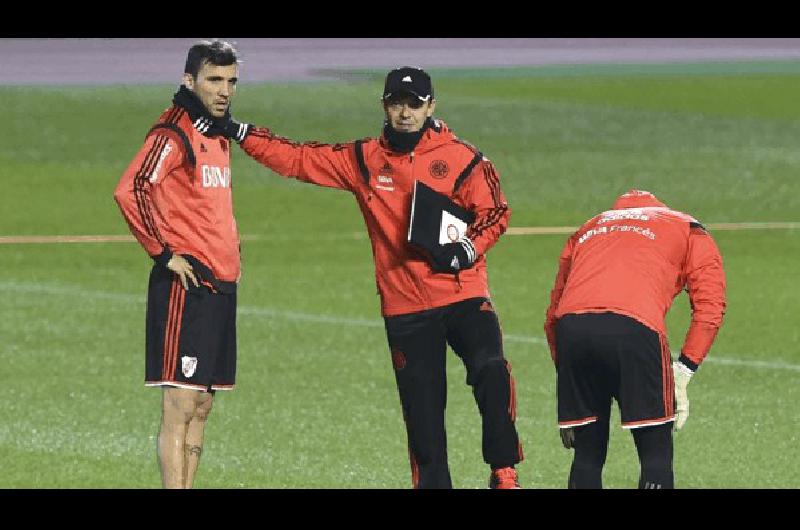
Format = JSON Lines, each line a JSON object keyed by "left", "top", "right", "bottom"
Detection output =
{"left": 157, "top": 387, "right": 204, "bottom": 489}
{"left": 183, "top": 392, "right": 214, "bottom": 488}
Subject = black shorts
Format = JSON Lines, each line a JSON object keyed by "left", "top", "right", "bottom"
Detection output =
{"left": 555, "top": 312, "right": 675, "bottom": 429}
{"left": 144, "top": 263, "right": 237, "bottom": 392}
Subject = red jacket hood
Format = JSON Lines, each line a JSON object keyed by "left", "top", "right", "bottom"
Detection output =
{"left": 612, "top": 189, "right": 667, "bottom": 210}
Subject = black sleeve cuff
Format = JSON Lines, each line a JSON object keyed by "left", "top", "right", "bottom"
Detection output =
{"left": 153, "top": 248, "right": 173, "bottom": 268}
{"left": 678, "top": 354, "right": 699, "bottom": 373}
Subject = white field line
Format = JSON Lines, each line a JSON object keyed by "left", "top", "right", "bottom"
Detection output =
{"left": 701, "top": 357, "right": 800, "bottom": 372}
{"left": 0, "top": 233, "right": 366, "bottom": 244}
{"left": 1, "top": 221, "right": 798, "bottom": 244}
{"left": 3, "top": 280, "right": 798, "bottom": 373}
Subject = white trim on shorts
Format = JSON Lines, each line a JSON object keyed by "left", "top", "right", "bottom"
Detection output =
{"left": 622, "top": 416, "right": 675, "bottom": 429}
{"left": 145, "top": 381, "right": 235, "bottom": 392}
{"left": 558, "top": 416, "right": 598, "bottom": 428}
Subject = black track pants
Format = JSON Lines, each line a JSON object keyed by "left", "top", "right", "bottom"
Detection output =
{"left": 384, "top": 297, "right": 522, "bottom": 489}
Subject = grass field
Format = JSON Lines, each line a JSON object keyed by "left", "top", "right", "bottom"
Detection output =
{"left": 1, "top": 62, "right": 799, "bottom": 488}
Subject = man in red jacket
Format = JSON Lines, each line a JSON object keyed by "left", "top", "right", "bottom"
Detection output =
{"left": 114, "top": 40, "right": 249, "bottom": 488}
{"left": 219, "top": 67, "right": 523, "bottom": 488}
{"left": 544, "top": 190, "right": 727, "bottom": 488}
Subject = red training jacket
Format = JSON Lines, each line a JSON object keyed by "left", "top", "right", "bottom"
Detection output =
{"left": 114, "top": 106, "right": 241, "bottom": 283}
{"left": 544, "top": 190, "right": 726, "bottom": 367}
{"left": 240, "top": 119, "right": 510, "bottom": 317}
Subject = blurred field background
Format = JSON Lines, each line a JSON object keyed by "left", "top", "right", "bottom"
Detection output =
{"left": 1, "top": 41, "right": 799, "bottom": 488}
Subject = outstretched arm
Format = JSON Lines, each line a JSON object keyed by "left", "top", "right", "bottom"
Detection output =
{"left": 222, "top": 118, "right": 360, "bottom": 192}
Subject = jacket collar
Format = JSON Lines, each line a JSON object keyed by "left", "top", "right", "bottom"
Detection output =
{"left": 612, "top": 189, "right": 667, "bottom": 210}
{"left": 172, "top": 85, "right": 229, "bottom": 138}
{"left": 379, "top": 118, "right": 454, "bottom": 155}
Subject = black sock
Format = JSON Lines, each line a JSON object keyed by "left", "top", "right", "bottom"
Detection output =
{"left": 568, "top": 420, "right": 609, "bottom": 489}
{"left": 632, "top": 423, "right": 674, "bottom": 489}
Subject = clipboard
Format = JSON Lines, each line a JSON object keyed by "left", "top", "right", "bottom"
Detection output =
{"left": 407, "top": 180, "right": 476, "bottom": 255}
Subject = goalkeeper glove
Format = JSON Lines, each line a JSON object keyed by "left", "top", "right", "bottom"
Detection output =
{"left": 673, "top": 359, "right": 695, "bottom": 430}
{"left": 431, "top": 238, "right": 477, "bottom": 274}
{"left": 560, "top": 427, "right": 575, "bottom": 449}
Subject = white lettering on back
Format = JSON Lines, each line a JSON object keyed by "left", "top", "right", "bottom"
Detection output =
{"left": 597, "top": 209, "right": 650, "bottom": 224}
{"left": 578, "top": 223, "right": 656, "bottom": 245}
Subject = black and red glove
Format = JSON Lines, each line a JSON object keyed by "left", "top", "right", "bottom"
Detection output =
{"left": 217, "top": 114, "right": 251, "bottom": 143}
{"left": 431, "top": 238, "right": 477, "bottom": 274}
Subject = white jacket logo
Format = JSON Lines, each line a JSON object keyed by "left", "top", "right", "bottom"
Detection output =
{"left": 201, "top": 165, "right": 231, "bottom": 188}
{"left": 149, "top": 142, "right": 173, "bottom": 183}
{"left": 181, "top": 356, "right": 198, "bottom": 378}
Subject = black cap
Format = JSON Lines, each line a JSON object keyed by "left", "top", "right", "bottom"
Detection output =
{"left": 382, "top": 66, "right": 433, "bottom": 101}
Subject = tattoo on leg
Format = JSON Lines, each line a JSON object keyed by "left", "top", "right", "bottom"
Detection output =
{"left": 186, "top": 445, "right": 203, "bottom": 457}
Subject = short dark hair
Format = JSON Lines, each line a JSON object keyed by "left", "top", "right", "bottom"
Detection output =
{"left": 184, "top": 40, "right": 240, "bottom": 78}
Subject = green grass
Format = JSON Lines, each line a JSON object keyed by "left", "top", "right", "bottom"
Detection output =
{"left": 1, "top": 63, "right": 799, "bottom": 488}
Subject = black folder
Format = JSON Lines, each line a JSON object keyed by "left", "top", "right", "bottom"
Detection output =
{"left": 407, "top": 180, "right": 476, "bottom": 256}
